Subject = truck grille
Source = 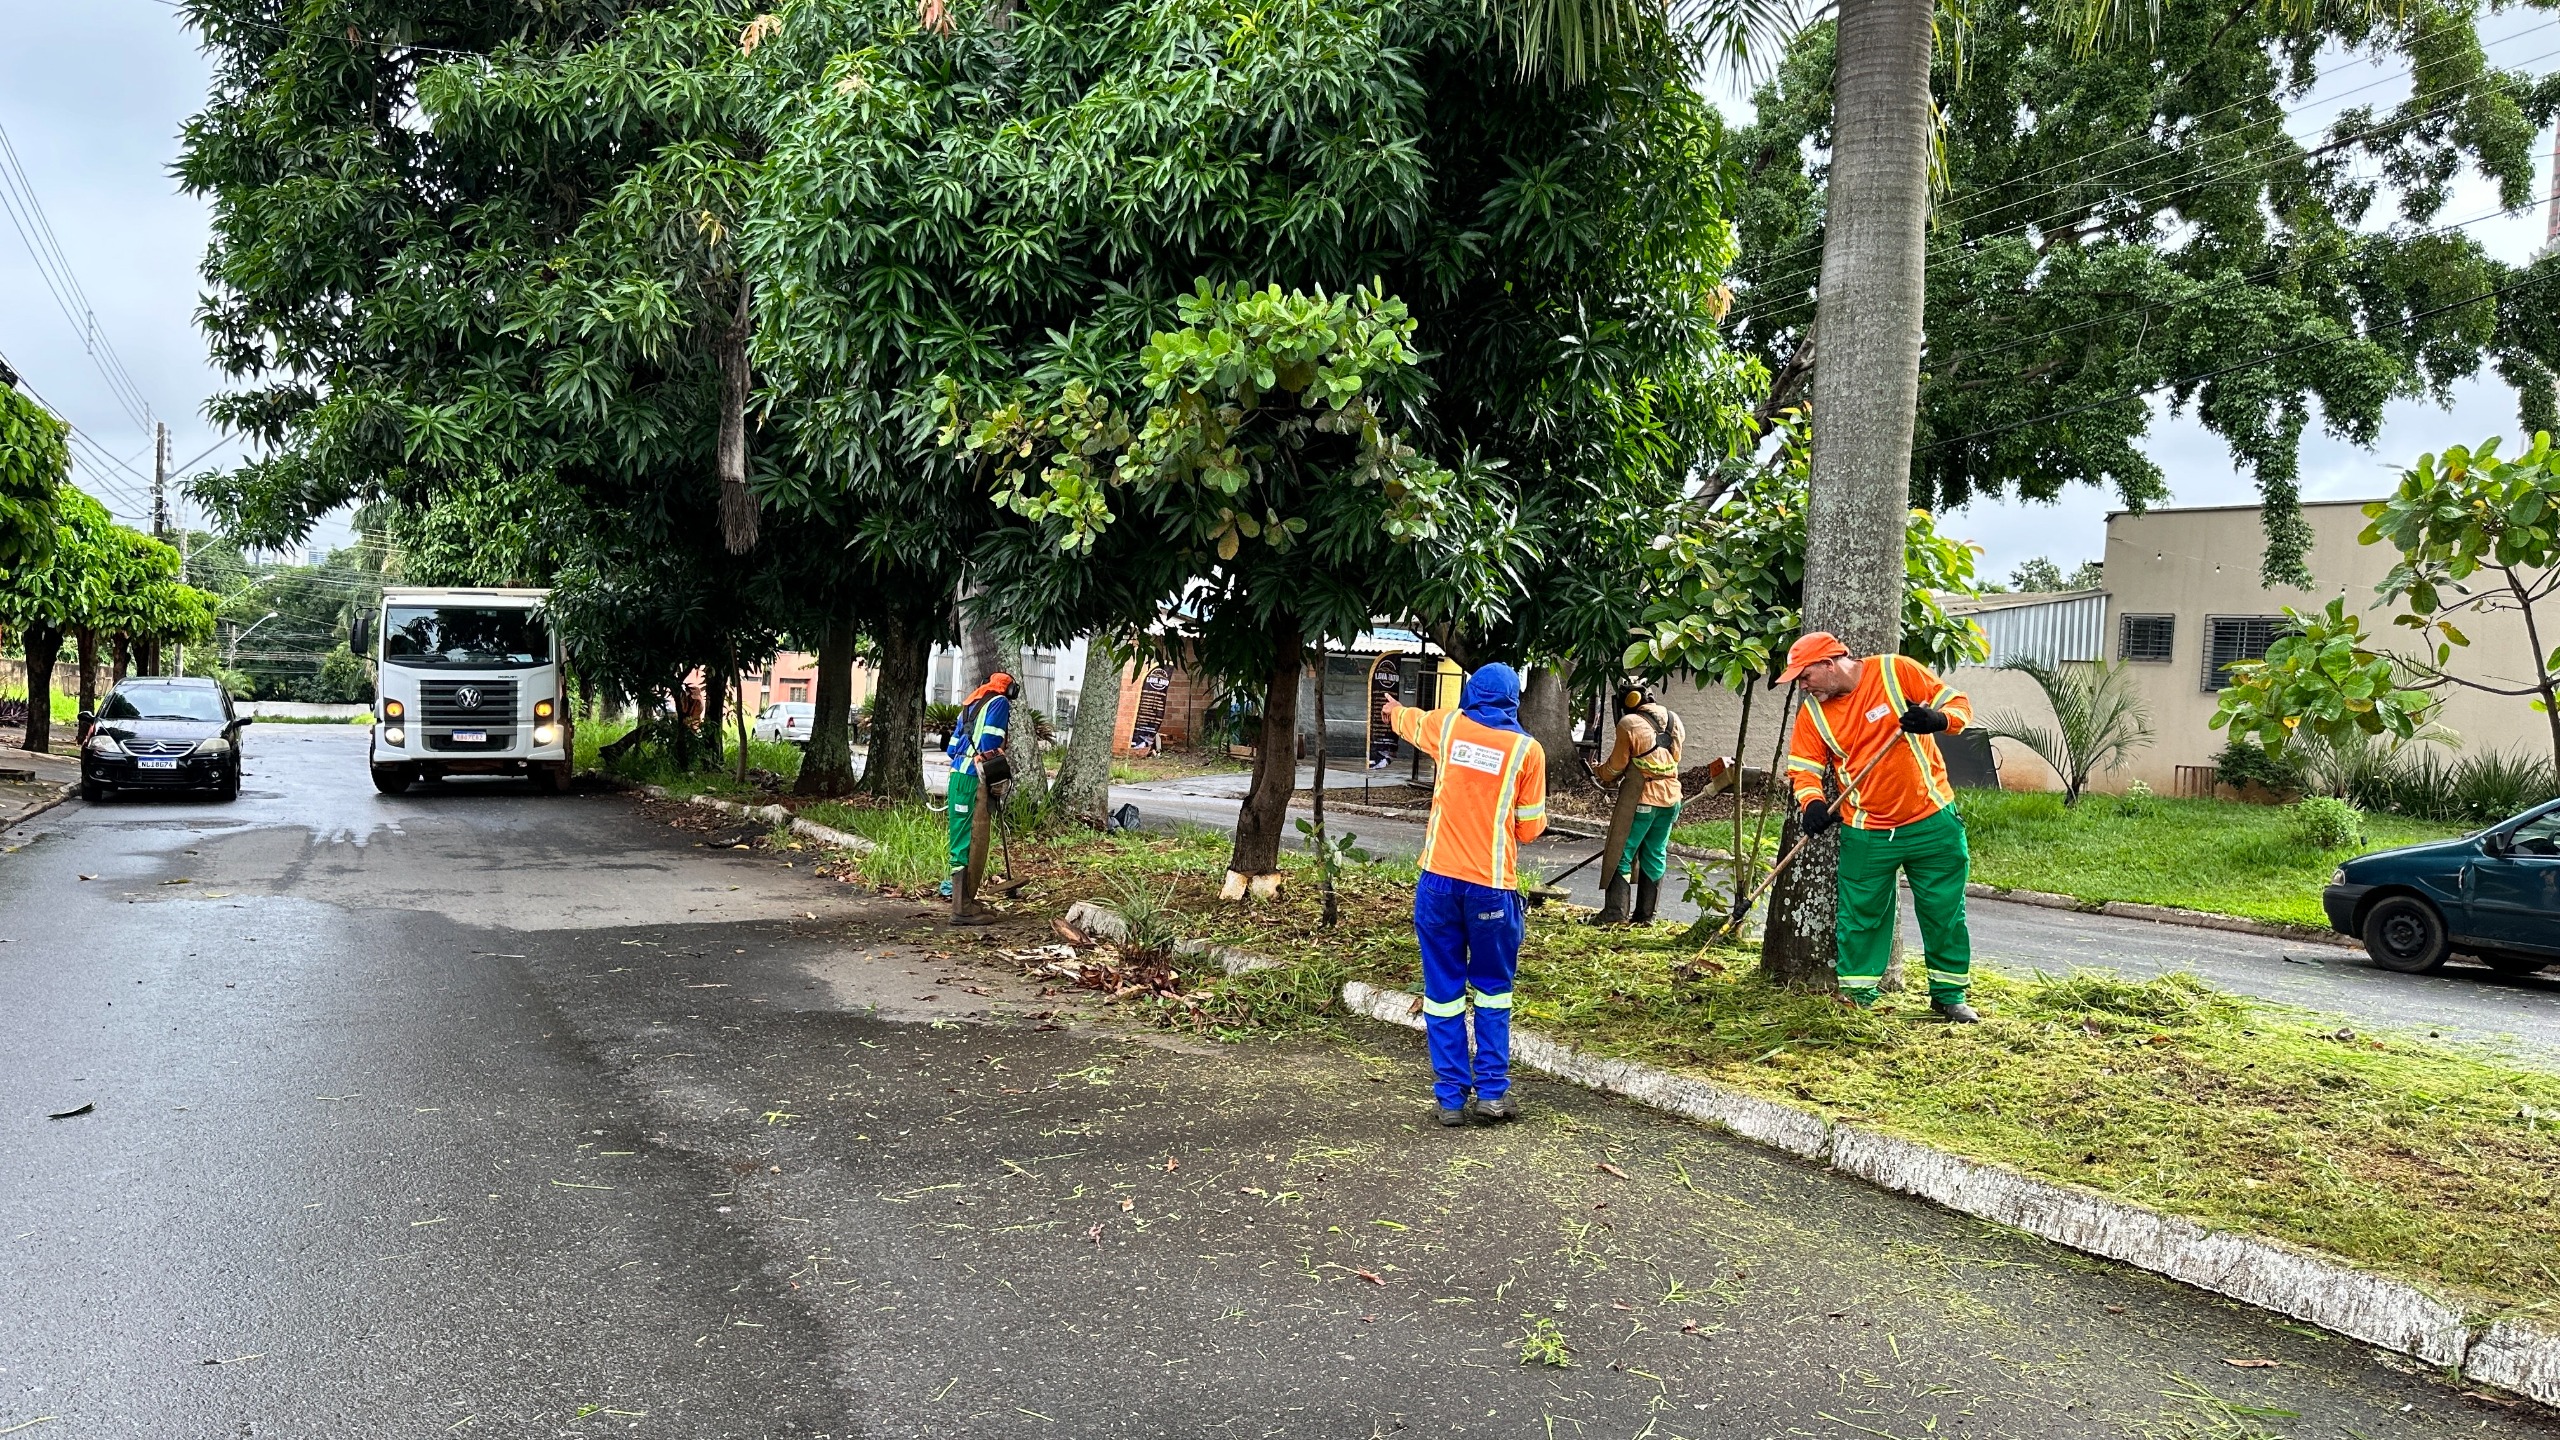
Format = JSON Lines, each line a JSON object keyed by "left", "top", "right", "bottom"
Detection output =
{"left": 420, "top": 679, "right": 519, "bottom": 751}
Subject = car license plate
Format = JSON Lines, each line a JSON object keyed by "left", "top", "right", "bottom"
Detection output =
{"left": 138, "top": 758, "right": 179, "bottom": 771}
{"left": 453, "top": 729, "right": 487, "bottom": 743}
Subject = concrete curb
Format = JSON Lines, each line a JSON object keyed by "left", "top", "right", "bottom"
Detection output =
{"left": 637, "top": 786, "right": 874, "bottom": 855}
{"left": 1336, "top": 978, "right": 2494, "bottom": 1384}
{"left": 1061, "top": 901, "right": 1285, "bottom": 975}
{"left": 0, "top": 782, "right": 76, "bottom": 833}
{"left": 1966, "top": 882, "right": 2351, "bottom": 947}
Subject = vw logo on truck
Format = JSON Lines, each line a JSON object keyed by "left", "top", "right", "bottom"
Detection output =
{"left": 350, "top": 587, "right": 572, "bottom": 796}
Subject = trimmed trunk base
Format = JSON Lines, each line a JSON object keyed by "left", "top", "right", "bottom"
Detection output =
{"left": 1224, "top": 613, "right": 1303, "bottom": 897}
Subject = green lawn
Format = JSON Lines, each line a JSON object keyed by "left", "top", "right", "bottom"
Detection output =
{"left": 1951, "top": 790, "right": 2465, "bottom": 928}
{"left": 1673, "top": 790, "right": 2469, "bottom": 929}
{"left": 1020, "top": 828, "right": 2560, "bottom": 1316}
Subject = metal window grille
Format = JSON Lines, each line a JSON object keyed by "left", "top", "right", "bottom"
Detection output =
{"left": 2201, "top": 616, "right": 2289, "bottom": 692}
{"left": 2118, "top": 613, "right": 2175, "bottom": 663}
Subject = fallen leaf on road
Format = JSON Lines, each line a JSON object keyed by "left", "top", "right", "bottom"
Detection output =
{"left": 1681, "top": 1320, "right": 1700, "bottom": 1334}
{"left": 2222, "top": 1358, "right": 2277, "bottom": 1368}
{"left": 1164, "top": 1156, "right": 1179, "bottom": 1172}
{"left": 1053, "top": 918, "right": 1092, "bottom": 946}
{"left": 1595, "top": 1162, "right": 1629, "bottom": 1179}
{"left": 45, "top": 1102, "right": 92, "bottom": 1121}
{"left": 1355, "top": 1269, "right": 1385, "bottom": 1286}
{"left": 1086, "top": 1223, "right": 1104, "bottom": 1246}
{"left": 200, "top": 1354, "right": 262, "bottom": 1366}
{"left": 77, "top": 874, "right": 94, "bottom": 881}
{"left": 161, "top": 877, "right": 192, "bottom": 886}
{"left": 1119, "top": 1197, "right": 1134, "bottom": 1211}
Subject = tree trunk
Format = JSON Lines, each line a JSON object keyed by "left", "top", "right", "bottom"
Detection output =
{"left": 1760, "top": 0, "right": 1933, "bottom": 992}
{"left": 959, "top": 583, "right": 1007, "bottom": 695}
{"left": 857, "top": 610, "right": 930, "bottom": 801}
{"left": 19, "top": 620, "right": 61, "bottom": 753}
{"left": 700, "top": 667, "right": 727, "bottom": 771}
{"left": 1050, "top": 636, "right": 1125, "bottom": 826}
{"left": 716, "top": 282, "right": 759, "bottom": 555}
{"left": 75, "top": 626, "right": 98, "bottom": 726}
{"left": 1224, "top": 611, "right": 1304, "bottom": 897}
{"left": 112, "top": 635, "right": 131, "bottom": 686}
{"left": 797, "top": 613, "right": 860, "bottom": 797}
{"left": 135, "top": 636, "right": 162, "bottom": 677}
{"left": 1520, "top": 665, "right": 1582, "bottom": 798}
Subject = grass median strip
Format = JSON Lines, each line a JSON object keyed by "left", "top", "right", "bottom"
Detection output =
{"left": 1035, "top": 825, "right": 2560, "bottom": 1317}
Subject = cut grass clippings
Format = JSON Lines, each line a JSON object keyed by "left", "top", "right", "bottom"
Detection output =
{"left": 1673, "top": 789, "right": 2470, "bottom": 928}
{"left": 1032, "top": 826, "right": 2560, "bottom": 1317}
{"left": 800, "top": 799, "right": 948, "bottom": 894}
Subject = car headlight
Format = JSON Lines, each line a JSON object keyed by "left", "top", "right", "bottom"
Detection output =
{"left": 384, "top": 726, "right": 406, "bottom": 747}
{"left": 384, "top": 698, "right": 405, "bottom": 721}
{"left": 533, "top": 724, "right": 558, "bottom": 745}
{"left": 2330, "top": 867, "right": 2348, "bottom": 885}
{"left": 192, "top": 737, "right": 233, "bottom": 757}
{"left": 87, "top": 733, "right": 125, "bottom": 757}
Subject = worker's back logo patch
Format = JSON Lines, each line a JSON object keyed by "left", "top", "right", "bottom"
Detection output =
{"left": 1448, "top": 738, "right": 1508, "bottom": 774}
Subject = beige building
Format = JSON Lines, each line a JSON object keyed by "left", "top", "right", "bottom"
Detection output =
{"left": 2103, "top": 498, "right": 2553, "bottom": 792}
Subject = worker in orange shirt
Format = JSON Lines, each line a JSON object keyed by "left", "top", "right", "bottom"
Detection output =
{"left": 1778, "top": 632, "right": 1981, "bottom": 1022}
{"left": 1383, "top": 662, "right": 1548, "bottom": 1125}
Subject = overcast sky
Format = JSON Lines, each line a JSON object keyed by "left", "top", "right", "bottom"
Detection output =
{"left": 2, "top": 1, "right": 2553, "bottom": 583}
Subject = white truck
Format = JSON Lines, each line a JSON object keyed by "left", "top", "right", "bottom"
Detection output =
{"left": 351, "top": 587, "right": 573, "bottom": 795}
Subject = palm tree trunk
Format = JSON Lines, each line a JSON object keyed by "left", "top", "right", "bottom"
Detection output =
{"left": 1761, "top": 0, "right": 1934, "bottom": 992}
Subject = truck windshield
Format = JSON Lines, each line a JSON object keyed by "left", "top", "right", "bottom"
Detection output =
{"left": 382, "top": 606, "right": 552, "bottom": 669}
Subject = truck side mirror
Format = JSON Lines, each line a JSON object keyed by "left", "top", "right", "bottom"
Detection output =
{"left": 349, "top": 615, "right": 372, "bottom": 656}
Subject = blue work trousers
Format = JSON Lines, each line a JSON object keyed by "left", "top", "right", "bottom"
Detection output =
{"left": 1414, "top": 870, "right": 1523, "bottom": 1109}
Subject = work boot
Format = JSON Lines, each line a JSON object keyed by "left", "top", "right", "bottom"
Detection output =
{"left": 1932, "top": 999, "right": 1982, "bottom": 1024}
{"left": 1468, "top": 1093, "right": 1519, "bottom": 1124}
{"left": 1436, "top": 1103, "right": 1469, "bottom": 1127}
{"left": 1631, "top": 875, "right": 1661, "bottom": 925}
{"left": 1593, "top": 873, "right": 1631, "bottom": 925}
{"left": 950, "top": 868, "right": 992, "bottom": 926}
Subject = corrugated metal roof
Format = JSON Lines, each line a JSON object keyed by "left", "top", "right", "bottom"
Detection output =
{"left": 1965, "top": 591, "right": 2107, "bottom": 665}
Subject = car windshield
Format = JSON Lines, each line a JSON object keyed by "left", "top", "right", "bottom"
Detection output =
{"left": 382, "top": 606, "right": 551, "bottom": 669}
{"left": 100, "top": 686, "right": 226, "bottom": 722}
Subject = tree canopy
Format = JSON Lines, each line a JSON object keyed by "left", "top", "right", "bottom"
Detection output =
{"left": 0, "top": 385, "right": 66, "bottom": 575}
{"left": 1727, "top": 0, "right": 2560, "bottom": 584}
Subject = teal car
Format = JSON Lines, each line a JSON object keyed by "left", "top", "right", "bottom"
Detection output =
{"left": 2322, "top": 798, "right": 2560, "bottom": 974}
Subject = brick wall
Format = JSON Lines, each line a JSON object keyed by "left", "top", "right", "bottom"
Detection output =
{"left": 1115, "top": 652, "right": 1225, "bottom": 753}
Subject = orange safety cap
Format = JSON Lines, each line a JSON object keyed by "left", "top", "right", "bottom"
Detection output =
{"left": 1777, "top": 631, "right": 1849, "bottom": 684}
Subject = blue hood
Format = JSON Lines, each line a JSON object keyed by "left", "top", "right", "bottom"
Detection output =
{"left": 1460, "top": 663, "right": 1526, "bottom": 735}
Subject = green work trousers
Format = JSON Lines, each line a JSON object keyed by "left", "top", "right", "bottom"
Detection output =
{"left": 1614, "top": 804, "right": 1679, "bottom": 882}
{"left": 947, "top": 771, "right": 980, "bottom": 873}
{"left": 1834, "top": 806, "right": 1972, "bottom": 1004}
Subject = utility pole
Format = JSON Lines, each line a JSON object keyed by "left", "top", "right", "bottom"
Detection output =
{"left": 152, "top": 421, "right": 168, "bottom": 539}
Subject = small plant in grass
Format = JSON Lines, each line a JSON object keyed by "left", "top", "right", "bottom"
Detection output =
{"left": 2114, "top": 778, "right": 2153, "bottom": 817}
{"left": 1106, "top": 876, "right": 1186, "bottom": 961}
{"left": 1516, "top": 1317, "right": 1572, "bottom": 1368}
{"left": 2210, "top": 739, "right": 2304, "bottom": 795}
{"left": 2290, "top": 796, "right": 2362, "bottom": 850}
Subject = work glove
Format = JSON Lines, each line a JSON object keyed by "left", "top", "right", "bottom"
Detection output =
{"left": 1899, "top": 703, "right": 1949, "bottom": 734}
{"left": 1800, "top": 799, "right": 1837, "bottom": 837}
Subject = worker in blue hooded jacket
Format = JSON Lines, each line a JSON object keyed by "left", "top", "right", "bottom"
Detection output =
{"left": 1381, "top": 662, "right": 1547, "bottom": 1126}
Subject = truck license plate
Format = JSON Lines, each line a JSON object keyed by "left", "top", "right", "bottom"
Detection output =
{"left": 453, "top": 730, "right": 487, "bottom": 743}
{"left": 138, "top": 758, "right": 179, "bottom": 771}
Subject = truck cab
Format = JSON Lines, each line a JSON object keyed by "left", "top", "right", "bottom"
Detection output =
{"left": 354, "top": 587, "right": 572, "bottom": 795}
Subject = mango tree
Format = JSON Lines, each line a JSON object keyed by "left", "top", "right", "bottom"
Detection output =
{"left": 1, "top": 489, "right": 113, "bottom": 753}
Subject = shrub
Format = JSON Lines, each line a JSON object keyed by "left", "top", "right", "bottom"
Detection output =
{"left": 2291, "top": 795, "right": 2362, "bottom": 850}
{"left": 923, "top": 701, "right": 962, "bottom": 745}
{"left": 2211, "top": 739, "right": 2303, "bottom": 793}
{"left": 2114, "top": 778, "right": 2154, "bottom": 817}
{"left": 2346, "top": 747, "right": 2558, "bottom": 826}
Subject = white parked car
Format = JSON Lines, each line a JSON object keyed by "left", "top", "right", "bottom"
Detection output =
{"left": 751, "top": 702, "right": 816, "bottom": 744}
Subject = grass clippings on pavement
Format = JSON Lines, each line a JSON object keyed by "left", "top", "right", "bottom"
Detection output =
{"left": 1028, "top": 825, "right": 2560, "bottom": 1317}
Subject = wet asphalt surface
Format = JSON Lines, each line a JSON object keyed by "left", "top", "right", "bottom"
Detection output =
{"left": 3, "top": 725, "right": 2552, "bottom": 1438}
{"left": 1109, "top": 768, "right": 2560, "bottom": 1062}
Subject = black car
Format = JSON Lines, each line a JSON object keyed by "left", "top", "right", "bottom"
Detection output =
{"left": 2322, "top": 797, "right": 2560, "bottom": 975}
{"left": 80, "top": 677, "right": 251, "bottom": 802}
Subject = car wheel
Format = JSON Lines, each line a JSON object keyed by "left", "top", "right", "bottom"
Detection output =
{"left": 80, "top": 778, "right": 105, "bottom": 803}
{"left": 2487, "top": 954, "right": 2554, "bottom": 976}
{"left": 370, "top": 764, "right": 412, "bottom": 796}
{"left": 2362, "top": 895, "right": 2450, "bottom": 973}
{"left": 217, "top": 764, "right": 241, "bottom": 801}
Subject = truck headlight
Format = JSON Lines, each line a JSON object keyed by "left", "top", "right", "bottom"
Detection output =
{"left": 534, "top": 698, "right": 554, "bottom": 721}
{"left": 87, "top": 733, "right": 125, "bottom": 757}
{"left": 384, "top": 726, "right": 406, "bottom": 747}
{"left": 533, "top": 724, "right": 559, "bottom": 745}
{"left": 192, "top": 737, "right": 233, "bottom": 757}
{"left": 384, "top": 698, "right": 405, "bottom": 721}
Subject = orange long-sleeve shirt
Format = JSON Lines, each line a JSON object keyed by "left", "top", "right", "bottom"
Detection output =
{"left": 1786, "top": 655, "right": 1971, "bottom": 831}
{"left": 1390, "top": 703, "right": 1547, "bottom": 889}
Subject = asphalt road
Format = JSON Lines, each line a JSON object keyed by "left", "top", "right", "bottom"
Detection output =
{"left": 3, "top": 724, "right": 2551, "bottom": 1438}
{"left": 1106, "top": 768, "right": 2560, "bottom": 1062}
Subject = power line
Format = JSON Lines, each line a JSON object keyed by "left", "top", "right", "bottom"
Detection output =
{"left": 0, "top": 118, "right": 159, "bottom": 435}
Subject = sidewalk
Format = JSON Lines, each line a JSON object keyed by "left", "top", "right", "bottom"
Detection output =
{"left": 0, "top": 746, "right": 80, "bottom": 832}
